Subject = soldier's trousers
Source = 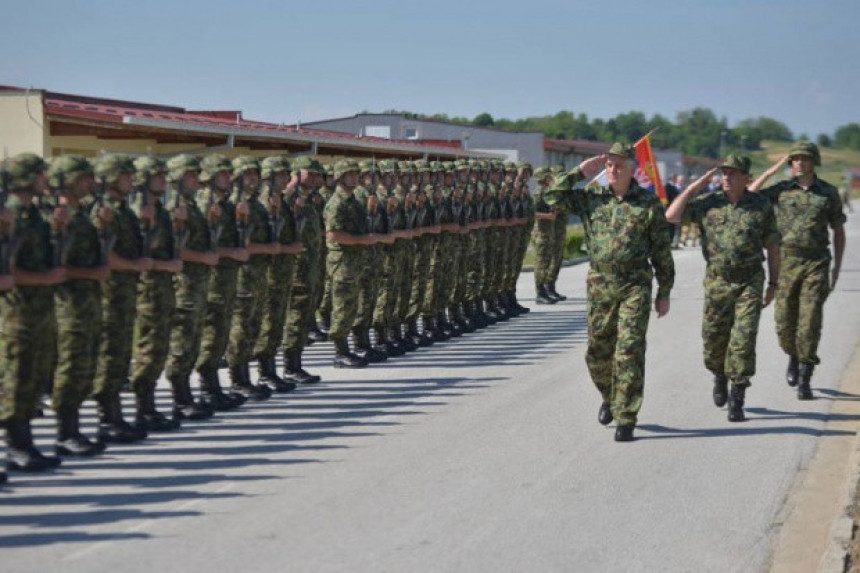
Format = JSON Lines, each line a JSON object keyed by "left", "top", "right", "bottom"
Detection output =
{"left": 93, "top": 272, "right": 139, "bottom": 402}
{"left": 533, "top": 221, "right": 555, "bottom": 286}
{"left": 0, "top": 286, "right": 55, "bottom": 423}
{"left": 131, "top": 270, "right": 176, "bottom": 395}
{"left": 166, "top": 263, "right": 210, "bottom": 381}
{"left": 450, "top": 232, "right": 469, "bottom": 307}
{"left": 395, "top": 240, "right": 415, "bottom": 322}
{"left": 702, "top": 269, "right": 764, "bottom": 386}
{"left": 776, "top": 255, "right": 831, "bottom": 365}
{"left": 435, "top": 232, "right": 456, "bottom": 312}
{"left": 327, "top": 249, "right": 362, "bottom": 340}
{"left": 254, "top": 253, "right": 294, "bottom": 359}
{"left": 227, "top": 254, "right": 268, "bottom": 366}
{"left": 585, "top": 270, "right": 652, "bottom": 426}
{"left": 466, "top": 230, "right": 485, "bottom": 301}
{"left": 283, "top": 250, "right": 321, "bottom": 352}
{"left": 355, "top": 246, "right": 379, "bottom": 329}
{"left": 409, "top": 235, "right": 434, "bottom": 319}
{"left": 315, "top": 244, "right": 329, "bottom": 321}
{"left": 550, "top": 216, "right": 568, "bottom": 281}
{"left": 53, "top": 280, "right": 101, "bottom": 413}
{"left": 196, "top": 259, "right": 239, "bottom": 371}
{"left": 373, "top": 243, "right": 402, "bottom": 328}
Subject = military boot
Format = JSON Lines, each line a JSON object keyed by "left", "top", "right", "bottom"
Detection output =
{"left": 333, "top": 337, "right": 368, "bottom": 368}
{"left": 493, "top": 296, "right": 510, "bottom": 321}
{"left": 453, "top": 305, "right": 475, "bottom": 334}
{"left": 798, "top": 363, "right": 814, "bottom": 400}
{"left": 598, "top": 402, "right": 613, "bottom": 426}
{"left": 55, "top": 408, "right": 105, "bottom": 457}
{"left": 548, "top": 281, "right": 567, "bottom": 301}
{"left": 353, "top": 328, "right": 386, "bottom": 363}
{"left": 283, "top": 349, "right": 322, "bottom": 384}
{"left": 510, "top": 291, "right": 530, "bottom": 315}
{"left": 384, "top": 328, "right": 406, "bottom": 357}
{"left": 727, "top": 384, "right": 746, "bottom": 422}
{"left": 712, "top": 374, "right": 729, "bottom": 408}
{"left": 307, "top": 317, "right": 328, "bottom": 344}
{"left": 536, "top": 285, "right": 556, "bottom": 305}
{"left": 431, "top": 313, "right": 449, "bottom": 342}
{"left": 97, "top": 395, "right": 147, "bottom": 443}
{"left": 135, "top": 389, "right": 181, "bottom": 432}
{"left": 170, "top": 376, "right": 213, "bottom": 421}
{"left": 614, "top": 425, "right": 634, "bottom": 442}
{"left": 318, "top": 313, "right": 331, "bottom": 335}
{"left": 370, "top": 326, "right": 391, "bottom": 358}
{"left": 483, "top": 299, "right": 500, "bottom": 323}
{"left": 6, "top": 419, "right": 62, "bottom": 471}
{"left": 420, "top": 315, "right": 438, "bottom": 345}
{"left": 229, "top": 363, "right": 270, "bottom": 402}
{"left": 396, "top": 324, "right": 418, "bottom": 352}
{"left": 257, "top": 356, "right": 296, "bottom": 393}
{"left": 198, "top": 366, "right": 246, "bottom": 411}
{"left": 438, "top": 311, "right": 458, "bottom": 338}
{"left": 406, "top": 318, "right": 427, "bottom": 347}
{"left": 786, "top": 356, "right": 799, "bottom": 387}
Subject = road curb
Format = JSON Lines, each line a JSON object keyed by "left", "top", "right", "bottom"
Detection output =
{"left": 821, "top": 431, "right": 860, "bottom": 572}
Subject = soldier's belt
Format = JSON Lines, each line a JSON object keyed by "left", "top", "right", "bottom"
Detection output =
{"left": 590, "top": 261, "right": 648, "bottom": 276}
{"left": 782, "top": 246, "right": 828, "bottom": 260}
{"left": 707, "top": 263, "right": 762, "bottom": 283}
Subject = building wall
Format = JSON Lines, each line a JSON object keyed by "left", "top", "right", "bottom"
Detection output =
{"left": 306, "top": 114, "right": 546, "bottom": 167}
{"left": 0, "top": 92, "right": 47, "bottom": 156}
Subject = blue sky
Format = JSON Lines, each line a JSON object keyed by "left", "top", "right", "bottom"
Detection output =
{"left": 3, "top": 0, "right": 857, "bottom": 138}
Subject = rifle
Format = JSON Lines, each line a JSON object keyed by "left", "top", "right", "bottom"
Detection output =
{"left": 206, "top": 184, "right": 223, "bottom": 249}
{"left": 50, "top": 169, "right": 70, "bottom": 267}
{"left": 267, "top": 171, "right": 284, "bottom": 245}
{"left": 294, "top": 168, "right": 306, "bottom": 239}
{"left": 170, "top": 180, "right": 189, "bottom": 259}
{"left": 0, "top": 153, "right": 17, "bottom": 276}
{"left": 95, "top": 176, "right": 116, "bottom": 265}
{"left": 136, "top": 171, "right": 153, "bottom": 257}
{"left": 234, "top": 174, "right": 251, "bottom": 247}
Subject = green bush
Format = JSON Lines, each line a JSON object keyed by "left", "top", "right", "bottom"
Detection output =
{"left": 564, "top": 225, "right": 585, "bottom": 259}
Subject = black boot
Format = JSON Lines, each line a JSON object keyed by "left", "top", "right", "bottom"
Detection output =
{"left": 470, "top": 300, "right": 487, "bottom": 329}
{"left": 406, "top": 318, "right": 427, "bottom": 347}
{"left": 483, "top": 299, "right": 499, "bottom": 323}
{"left": 333, "top": 337, "right": 368, "bottom": 368}
{"left": 230, "top": 363, "right": 270, "bottom": 402}
{"left": 438, "top": 311, "right": 457, "bottom": 338}
{"left": 384, "top": 328, "right": 406, "bottom": 356}
{"left": 370, "top": 326, "right": 390, "bottom": 358}
{"left": 307, "top": 322, "right": 328, "bottom": 344}
{"left": 135, "top": 389, "right": 181, "bottom": 432}
{"left": 353, "top": 328, "right": 386, "bottom": 363}
{"left": 598, "top": 402, "right": 613, "bottom": 426}
{"left": 511, "top": 291, "right": 529, "bottom": 315}
{"left": 318, "top": 313, "right": 331, "bottom": 335}
{"left": 198, "top": 366, "right": 246, "bottom": 411}
{"left": 713, "top": 374, "right": 728, "bottom": 408}
{"left": 6, "top": 419, "right": 62, "bottom": 471}
{"left": 786, "top": 356, "right": 799, "bottom": 387}
{"left": 453, "top": 305, "right": 475, "bottom": 334}
{"left": 421, "top": 315, "right": 438, "bottom": 345}
{"left": 283, "top": 349, "right": 322, "bottom": 384}
{"left": 492, "top": 296, "right": 510, "bottom": 321}
{"left": 257, "top": 356, "right": 296, "bottom": 393}
{"left": 727, "top": 384, "right": 746, "bottom": 422}
{"left": 797, "top": 363, "right": 814, "bottom": 400}
{"left": 537, "top": 284, "right": 557, "bottom": 304}
{"left": 614, "top": 424, "right": 634, "bottom": 442}
{"left": 397, "top": 324, "right": 418, "bottom": 352}
{"left": 170, "top": 376, "right": 213, "bottom": 421}
{"left": 431, "top": 313, "right": 449, "bottom": 342}
{"left": 55, "top": 409, "right": 105, "bottom": 457}
{"left": 97, "top": 395, "right": 147, "bottom": 443}
{"left": 548, "top": 282, "right": 567, "bottom": 301}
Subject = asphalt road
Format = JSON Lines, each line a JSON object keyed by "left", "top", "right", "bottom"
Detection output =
{"left": 2, "top": 211, "right": 859, "bottom": 573}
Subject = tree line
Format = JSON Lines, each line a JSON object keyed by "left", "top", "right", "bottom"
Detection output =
{"left": 380, "top": 108, "right": 860, "bottom": 158}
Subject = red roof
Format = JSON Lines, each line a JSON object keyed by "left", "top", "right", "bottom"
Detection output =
{"left": 0, "top": 86, "right": 468, "bottom": 153}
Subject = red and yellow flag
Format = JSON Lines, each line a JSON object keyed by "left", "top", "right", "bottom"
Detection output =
{"left": 633, "top": 135, "right": 666, "bottom": 204}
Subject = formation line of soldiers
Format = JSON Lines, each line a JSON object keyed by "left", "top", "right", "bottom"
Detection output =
{"left": 548, "top": 141, "right": 845, "bottom": 442}
{"left": 0, "top": 151, "right": 550, "bottom": 483}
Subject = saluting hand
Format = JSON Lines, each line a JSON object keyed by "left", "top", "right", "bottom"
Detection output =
{"left": 579, "top": 154, "right": 608, "bottom": 179}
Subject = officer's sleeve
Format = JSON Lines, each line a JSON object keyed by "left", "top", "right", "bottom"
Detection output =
{"left": 546, "top": 167, "right": 586, "bottom": 215}
{"left": 826, "top": 186, "right": 847, "bottom": 229}
{"left": 323, "top": 198, "right": 346, "bottom": 232}
{"left": 686, "top": 194, "right": 706, "bottom": 224}
{"left": 649, "top": 200, "right": 675, "bottom": 300}
{"left": 761, "top": 200, "right": 781, "bottom": 248}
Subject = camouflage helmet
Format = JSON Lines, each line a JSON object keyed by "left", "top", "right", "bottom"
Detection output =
{"left": 454, "top": 159, "right": 470, "bottom": 171}
{"left": 503, "top": 160, "right": 517, "bottom": 172}
{"left": 358, "top": 159, "right": 377, "bottom": 173}
{"left": 430, "top": 161, "right": 444, "bottom": 173}
{"left": 517, "top": 161, "right": 533, "bottom": 173}
{"left": 788, "top": 141, "right": 821, "bottom": 166}
{"left": 292, "top": 155, "right": 326, "bottom": 175}
{"left": 48, "top": 155, "right": 93, "bottom": 189}
{"left": 166, "top": 154, "right": 200, "bottom": 183}
{"left": 199, "top": 153, "right": 232, "bottom": 183}
{"left": 231, "top": 155, "right": 260, "bottom": 180}
{"left": 533, "top": 166, "right": 551, "bottom": 180}
{"left": 333, "top": 159, "right": 360, "bottom": 179}
{"left": 397, "top": 160, "right": 415, "bottom": 174}
{"left": 260, "top": 155, "right": 291, "bottom": 179}
{"left": 378, "top": 159, "right": 398, "bottom": 174}
{"left": 414, "top": 159, "right": 430, "bottom": 173}
{"left": 94, "top": 154, "right": 136, "bottom": 186}
{"left": 133, "top": 156, "right": 166, "bottom": 186}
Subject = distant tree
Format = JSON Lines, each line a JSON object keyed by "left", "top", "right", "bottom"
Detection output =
{"left": 834, "top": 123, "right": 860, "bottom": 150}
{"left": 473, "top": 113, "right": 495, "bottom": 127}
{"left": 817, "top": 133, "right": 832, "bottom": 147}
{"left": 798, "top": 133, "right": 809, "bottom": 141}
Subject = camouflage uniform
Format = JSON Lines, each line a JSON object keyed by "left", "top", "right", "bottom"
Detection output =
{"left": 129, "top": 157, "right": 180, "bottom": 430}
{"left": 688, "top": 187, "right": 780, "bottom": 386}
{"left": 532, "top": 173, "right": 557, "bottom": 290}
{"left": 759, "top": 164, "right": 845, "bottom": 366}
{"left": 549, "top": 154, "right": 674, "bottom": 428}
{"left": 373, "top": 161, "right": 406, "bottom": 352}
{"left": 0, "top": 153, "right": 64, "bottom": 470}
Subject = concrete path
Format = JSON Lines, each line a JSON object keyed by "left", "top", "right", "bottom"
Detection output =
{"left": 2, "top": 212, "right": 859, "bottom": 573}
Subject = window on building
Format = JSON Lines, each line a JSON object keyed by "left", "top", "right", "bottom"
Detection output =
{"left": 404, "top": 127, "right": 419, "bottom": 140}
{"left": 364, "top": 126, "right": 391, "bottom": 139}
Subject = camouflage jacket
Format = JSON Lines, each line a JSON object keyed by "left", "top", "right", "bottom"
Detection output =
{"left": 759, "top": 176, "right": 845, "bottom": 259}
{"left": 324, "top": 186, "right": 366, "bottom": 253}
{"left": 92, "top": 195, "right": 143, "bottom": 261}
{"left": 198, "top": 188, "right": 241, "bottom": 249}
{"left": 8, "top": 195, "right": 53, "bottom": 273}
{"left": 64, "top": 204, "right": 102, "bottom": 269}
{"left": 287, "top": 186, "right": 323, "bottom": 260}
{"left": 132, "top": 195, "right": 175, "bottom": 261}
{"left": 687, "top": 190, "right": 780, "bottom": 270}
{"left": 167, "top": 192, "right": 211, "bottom": 254}
{"left": 550, "top": 169, "right": 674, "bottom": 298}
